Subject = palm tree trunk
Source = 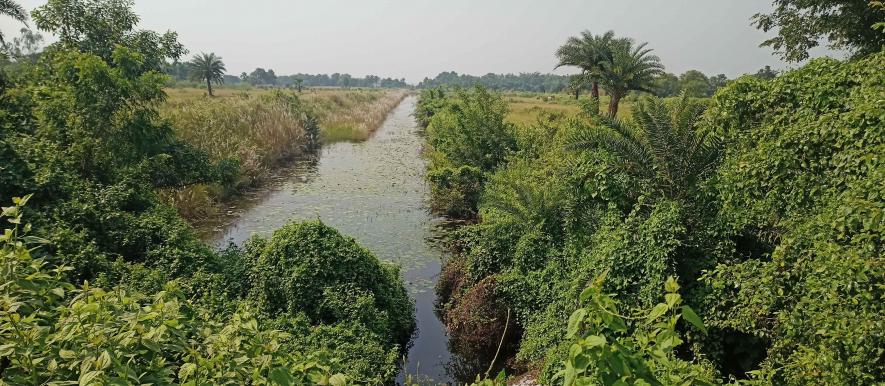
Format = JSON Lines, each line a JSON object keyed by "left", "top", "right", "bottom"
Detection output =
{"left": 608, "top": 93, "right": 621, "bottom": 117}
{"left": 574, "top": 88, "right": 580, "bottom": 100}
{"left": 207, "top": 79, "right": 213, "bottom": 97}
{"left": 591, "top": 82, "right": 600, "bottom": 115}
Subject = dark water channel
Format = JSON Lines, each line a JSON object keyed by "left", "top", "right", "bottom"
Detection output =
{"left": 203, "top": 96, "right": 458, "bottom": 385}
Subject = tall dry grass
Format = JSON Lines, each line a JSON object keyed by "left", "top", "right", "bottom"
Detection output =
{"left": 163, "top": 90, "right": 310, "bottom": 187}
{"left": 301, "top": 89, "right": 407, "bottom": 142}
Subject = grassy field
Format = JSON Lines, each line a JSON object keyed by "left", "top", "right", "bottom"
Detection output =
{"left": 504, "top": 92, "right": 633, "bottom": 125}
{"left": 165, "top": 87, "right": 407, "bottom": 142}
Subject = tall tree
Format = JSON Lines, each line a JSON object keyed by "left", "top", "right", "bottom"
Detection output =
{"left": 188, "top": 52, "right": 226, "bottom": 96}
{"left": 0, "top": 0, "right": 28, "bottom": 44}
{"left": 32, "top": 0, "right": 185, "bottom": 73}
{"left": 598, "top": 38, "right": 664, "bottom": 117}
{"left": 555, "top": 31, "right": 617, "bottom": 111}
{"left": 753, "top": 0, "right": 885, "bottom": 62}
{"left": 679, "top": 70, "right": 712, "bottom": 97}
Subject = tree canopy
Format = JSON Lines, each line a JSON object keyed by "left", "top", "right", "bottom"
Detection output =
{"left": 752, "top": 0, "right": 885, "bottom": 61}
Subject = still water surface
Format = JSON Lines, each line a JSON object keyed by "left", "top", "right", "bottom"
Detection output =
{"left": 205, "top": 96, "right": 457, "bottom": 385}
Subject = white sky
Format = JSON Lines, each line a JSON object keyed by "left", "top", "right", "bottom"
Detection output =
{"left": 1, "top": 0, "right": 840, "bottom": 83}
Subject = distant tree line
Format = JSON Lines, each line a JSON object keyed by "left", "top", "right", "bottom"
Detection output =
{"left": 417, "top": 71, "right": 571, "bottom": 92}
{"left": 164, "top": 62, "right": 409, "bottom": 89}
{"left": 651, "top": 70, "right": 729, "bottom": 97}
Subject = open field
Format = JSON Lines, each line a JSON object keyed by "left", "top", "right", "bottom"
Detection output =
{"left": 165, "top": 87, "right": 407, "bottom": 142}
{"left": 504, "top": 92, "right": 633, "bottom": 124}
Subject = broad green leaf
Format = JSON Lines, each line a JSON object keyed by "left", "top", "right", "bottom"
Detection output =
{"left": 568, "top": 308, "right": 587, "bottom": 337}
{"left": 178, "top": 363, "right": 196, "bottom": 381}
{"left": 60, "top": 349, "right": 77, "bottom": 360}
{"left": 79, "top": 370, "right": 102, "bottom": 386}
{"left": 647, "top": 303, "right": 668, "bottom": 322}
{"left": 584, "top": 335, "right": 606, "bottom": 348}
{"left": 329, "top": 373, "right": 347, "bottom": 386}
{"left": 681, "top": 306, "right": 707, "bottom": 334}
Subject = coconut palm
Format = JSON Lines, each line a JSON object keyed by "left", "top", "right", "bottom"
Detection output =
{"left": 555, "top": 30, "right": 617, "bottom": 110}
{"left": 597, "top": 39, "right": 664, "bottom": 117}
{"left": 569, "top": 93, "right": 718, "bottom": 201}
{"left": 0, "top": 0, "right": 28, "bottom": 44}
{"left": 188, "top": 52, "right": 226, "bottom": 96}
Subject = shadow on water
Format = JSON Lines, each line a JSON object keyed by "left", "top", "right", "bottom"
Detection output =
{"left": 201, "top": 96, "right": 478, "bottom": 385}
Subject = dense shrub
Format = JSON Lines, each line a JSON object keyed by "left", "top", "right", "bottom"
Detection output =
{"left": 0, "top": 198, "right": 349, "bottom": 385}
{"left": 248, "top": 220, "right": 415, "bottom": 348}
{"left": 422, "top": 86, "right": 517, "bottom": 219}
{"left": 427, "top": 165, "right": 484, "bottom": 218}
{"left": 414, "top": 87, "right": 448, "bottom": 128}
{"left": 701, "top": 52, "right": 885, "bottom": 385}
{"left": 1, "top": 2, "right": 417, "bottom": 384}
{"left": 426, "top": 86, "right": 516, "bottom": 173}
{"left": 430, "top": 52, "right": 883, "bottom": 385}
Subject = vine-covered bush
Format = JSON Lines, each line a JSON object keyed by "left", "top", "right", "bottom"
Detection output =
{"left": 247, "top": 220, "right": 415, "bottom": 353}
{"left": 423, "top": 86, "right": 517, "bottom": 218}
{"left": 701, "top": 52, "right": 885, "bottom": 385}
{"left": 0, "top": 197, "right": 349, "bottom": 385}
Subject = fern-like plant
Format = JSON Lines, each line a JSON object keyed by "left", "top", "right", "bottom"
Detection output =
{"left": 569, "top": 93, "right": 719, "bottom": 201}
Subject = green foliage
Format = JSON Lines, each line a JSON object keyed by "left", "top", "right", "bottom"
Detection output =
{"left": 32, "top": 0, "right": 185, "bottom": 73}
{"left": 569, "top": 93, "right": 717, "bottom": 202}
{"left": 597, "top": 38, "right": 664, "bottom": 117}
{"left": 701, "top": 52, "right": 885, "bottom": 385}
{"left": 2, "top": 2, "right": 415, "bottom": 383}
{"left": 433, "top": 44, "right": 882, "bottom": 386}
{"left": 0, "top": 197, "right": 351, "bottom": 385}
{"left": 555, "top": 30, "right": 665, "bottom": 116}
{"left": 423, "top": 86, "right": 517, "bottom": 219}
{"left": 0, "top": 0, "right": 28, "bottom": 45}
{"left": 558, "top": 276, "right": 717, "bottom": 386}
{"left": 248, "top": 220, "right": 415, "bottom": 348}
{"left": 752, "top": 0, "right": 885, "bottom": 62}
{"left": 0, "top": 45, "right": 227, "bottom": 284}
{"left": 426, "top": 86, "right": 516, "bottom": 173}
{"left": 427, "top": 165, "right": 484, "bottom": 218}
{"left": 414, "top": 87, "right": 447, "bottom": 128}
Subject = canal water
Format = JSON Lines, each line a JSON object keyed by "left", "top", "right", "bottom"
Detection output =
{"left": 206, "top": 96, "right": 456, "bottom": 385}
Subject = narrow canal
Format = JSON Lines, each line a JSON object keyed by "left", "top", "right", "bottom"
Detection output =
{"left": 205, "top": 96, "right": 457, "bottom": 385}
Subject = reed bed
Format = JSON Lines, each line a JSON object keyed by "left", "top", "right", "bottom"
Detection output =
{"left": 302, "top": 89, "right": 408, "bottom": 142}
{"left": 163, "top": 91, "right": 309, "bottom": 187}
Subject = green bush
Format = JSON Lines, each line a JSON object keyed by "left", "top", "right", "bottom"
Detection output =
{"left": 248, "top": 220, "right": 415, "bottom": 348}
{"left": 701, "top": 52, "right": 885, "bottom": 385}
{"left": 413, "top": 87, "right": 448, "bottom": 128}
{"left": 427, "top": 165, "right": 484, "bottom": 218}
{"left": 425, "top": 86, "right": 516, "bottom": 173}
{"left": 0, "top": 197, "right": 349, "bottom": 385}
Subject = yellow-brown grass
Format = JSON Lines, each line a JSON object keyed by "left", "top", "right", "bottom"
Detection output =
{"left": 301, "top": 89, "right": 407, "bottom": 142}
{"left": 165, "top": 87, "right": 408, "bottom": 142}
{"left": 504, "top": 92, "right": 633, "bottom": 125}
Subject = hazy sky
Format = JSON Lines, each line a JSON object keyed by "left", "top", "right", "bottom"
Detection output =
{"left": 1, "top": 0, "right": 838, "bottom": 83}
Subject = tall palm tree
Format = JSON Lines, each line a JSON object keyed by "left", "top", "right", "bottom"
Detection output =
{"left": 569, "top": 93, "right": 719, "bottom": 201}
{"left": 555, "top": 31, "right": 617, "bottom": 110}
{"left": 188, "top": 52, "right": 226, "bottom": 97}
{"left": 0, "top": 0, "right": 28, "bottom": 44}
{"left": 597, "top": 38, "right": 664, "bottom": 117}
